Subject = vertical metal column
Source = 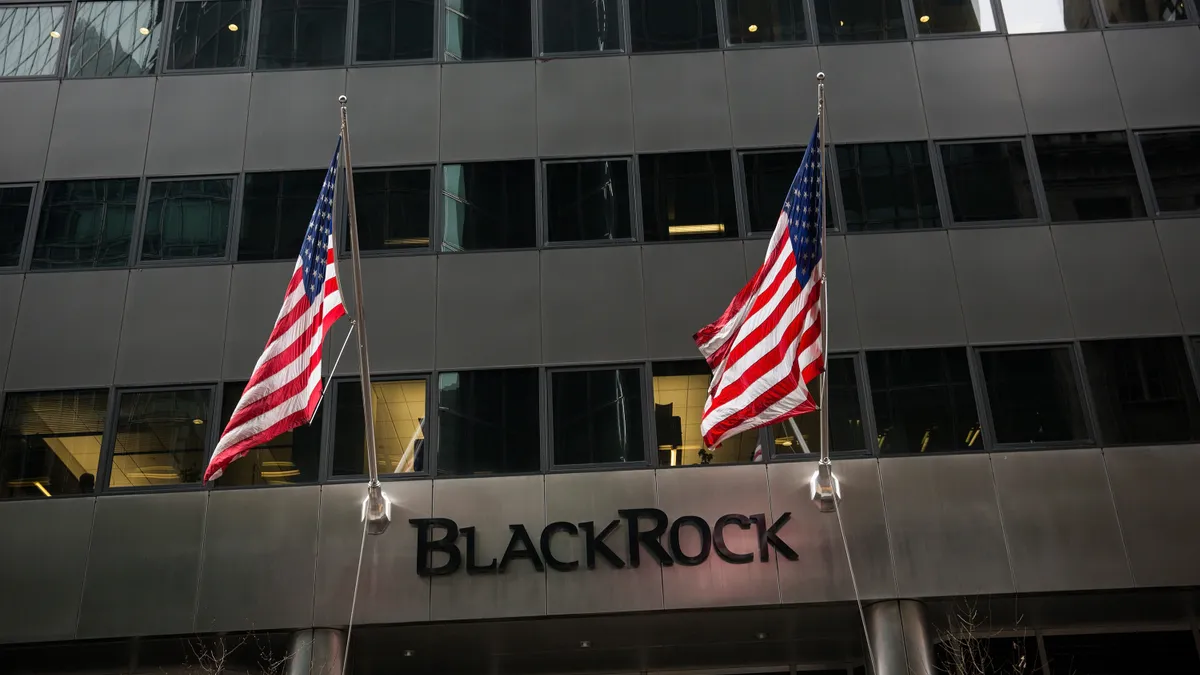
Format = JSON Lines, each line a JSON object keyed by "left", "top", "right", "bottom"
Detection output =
{"left": 864, "top": 600, "right": 934, "bottom": 675}
{"left": 286, "top": 628, "right": 347, "bottom": 675}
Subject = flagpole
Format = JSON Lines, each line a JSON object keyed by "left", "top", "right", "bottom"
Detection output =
{"left": 338, "top": 94, "right": 391, "bottom": 535}
{"left": 811, "top": 72, "right": 839, "bottom": 513}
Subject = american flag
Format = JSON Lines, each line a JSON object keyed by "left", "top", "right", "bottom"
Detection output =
{"left": 204, "top": 140, "right": 348, "bottom": 482}
{"left": 694, "top": 121, "right": 824, "bottom": 449}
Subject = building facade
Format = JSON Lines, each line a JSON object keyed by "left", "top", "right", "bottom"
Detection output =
{"left": 1, "top": 0, "right": 1200, "bottom": 673}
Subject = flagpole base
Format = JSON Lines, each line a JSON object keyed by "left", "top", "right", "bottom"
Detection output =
{"left": 361, "top": 482, "right": 392, "bottom": 535}
{"left": 811, "top": 458, "right": 840, "bottom": 513}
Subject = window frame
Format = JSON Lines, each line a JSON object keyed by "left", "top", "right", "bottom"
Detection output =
{"left": 162, "top": 0, "right": 259, "bottom": 74}
{"left": 541, "top": 155, "right": 638, "bottom": 247}
{"left": 97, "top": 383, "right": 219, "bottom": 495}
{"left": 64, "top": 0, "right": 169, "bottom": 80}
{"left": 0, "top": 2, "right": 73, "bottom": 80}
{"left": 27, "top": 175, "right": 145, "bottom": 272}
{"left": 809, "top": 0, "right": 913, "bottom": 43}
{"left": 992, "top": 0, "right": 1103, "bottom": 34}
{"left": 0, "top": 182, "right": 39, "bottom": 271}
{"left": 133, "top": 173, "right": 239, "bottom": 266}
{"left": 1132, "top": 126, "right": 1200, "bottom": 218}
{"left": 831, "top": 139, "right": 947, "bottom": 235}
{"left": 254, "top": 0, "right": 354, "bottom": 71}
{"left": 340, "top": 163, "right": 437, "bottom": 258}
{"left": 1030, "top": 129, "right": 1151, "bottom": 225}
{"left": 349, "top": 0, "right": 440, "bottom": 65}
{"left": 768, "top": 352, "right": 875, "bottom": 461}
{"left": 906, "top": 0, "right": 1004, "bottom": 38}
{"left": 971, "top": 343, "right": 1097, "bottom": 451}
{"left": 323, "top": 373, "right": 434, "bottom": 483}
{"left": 440, "top": 0, "right": 539, "bottom": 63}
{"left": 546, "top": 362, "right": 653, "bottom": 472}
{"left": 933, "top": 137, "right": 1046, "bottom": 228}
{"left": 636, "top": 148, "right": 744, "bottom": 243}
{"left": 1096, "top": 0, "right": 1199, "bottom": 29}
{"left": 537, "top": 0, "right": 629, "bottom": 56}
{"left": 721, "top": 0, "right": 817, "bottom": 48}
{"left": 436, "top": 158, "right": 540, "bottom": 254}
{"left": 739, "top": 145, "right": 842, "bottom": 237}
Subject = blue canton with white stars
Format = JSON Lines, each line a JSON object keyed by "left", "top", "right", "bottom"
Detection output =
{"left": 300, "top": 138, "right": 341, "bottom": 305}
{"left": 780, "top": 122, "right": 823, "bottom": 288}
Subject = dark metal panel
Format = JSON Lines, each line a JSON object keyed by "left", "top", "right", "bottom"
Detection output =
{"left": 145, "top": 73, "right": 251, "bottom": 176}
{"left": 115, "top": 266, "right": 232, "bottom": 385}
{"left": 0, "top": 275, "right": 23, "bottom": 390}
{"left": 913, "top": 37, "right": 1026, "bottom": 139}
{"left": 643, "top": 241, "right": 747, "bottom": 360}
{"left": 1155, "top": 218, "right": 1200, "bottom": 334}
{"left": 949, "top": 227, "right": 1074, "bottom": 344}
{"left": 0, "top": 80, "right": 58, "bottom": 183}
{"left": 243, "top": 69, "right": 348, "bottom": 172}
{"left": 435, "top": 251, "right": 541, "bottom": 370}
{"left": 328, "top": 256, "right": 436, "bottom": 376}
{"left": 313, "top": 481, "right": 432, "bottom": 626}
{"left": 541, "top": 247, "right": 647, "bottom": 364}
{"left": 222, "top": 262, "right": 294, "bottom": 379}
{"left": 656, "top": 464, "right": 780, "bottom": 610}
{"left": 1052, "top": 221, "right": 1181, "bottom": 339}
{"left": 76, "top": 491, "right": 207, "bottom": 638}
{"left": 846, "top": 231, "right": 967, "bottom": 349}
{"left": 544, "top": 470, "right": 663, "bottom": 615}
{"left": 536, "top": 56, "right": 634, "bottom": 158}
{"left": 880, "top": 454, "right": 1015, "bottom": 597}
{"left": 630, "top": 51, "right": 732, "bottom": 152}
{"left": 992, "top": 449, "right": 1132, "bottom": 593}
{"left": 1104, "top": 27, "right": 1200, "bottom": 130}
{"left": 6, "top": 270, "right": 128, "bottom": 390}
{"left": 816, "top": 43, "right": 927, "bottom": 143}
{"left": 769, "top": 459, "right": 896, "bottom": 603}
{"left": 45, "top": 77, "right": 154, "bottom": 180}
{"left": 1104, "top": 445, "right": 1200, "bottom": 588}
{"left": 0, "top": 497, "right": 95, "bottom": 643}
{"left": 195, "top": 486, "right": 321, "bottom": 632}
{"left": 823, "top": 237, "right": 861, "bottom": 351}
{"left": 440, "top": 61, "right": 537, "bottom": 162}
{"left": 429, "top": 475, "right": 547, "bottom": 621}
{"left": 724, "top": 46, "right": 820, "bottom": 149}
{"left": 345, "top": 65, "right": 440, "bottom": 167}
{"left": 1008, "top": 32, "right": 1125, "bottom": 134}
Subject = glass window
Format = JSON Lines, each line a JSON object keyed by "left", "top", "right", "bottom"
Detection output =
{"left": 1034, "top": 132, "right": 1146, "bottom": 222}
{"left": 545, "top": 159, "right": 632, "bottom": 243}
{"left": 913, "top": 0, "right": 996, "bottom": 33}
{"left": 837, "top": 142, "right": 939, "bottom": 232}
{"left": 979, "top": 346, "right": 1089, "bottom": 445}
{"left": 1103, "top": 0, "right": 1187, "bottom": 23}
{"left": 32, "top": 178, "right": 138, "bottom": 270}
{"left": 629, "top": 0, "right": 718, "bottom": 52}
{"left": 355, "top": 168, "right": 432, "bottom": 251}
{"left": 67, "top": 0, "right": 163, "bottom": 77}
{"left": 1044, "top": 631, "right": 1200, "bottom": 675}
{"left": 1082, "top": 338, "right": 1200, "bottom": 445}
{"left": 332, "top": 379, "right": 427, "bottom": 477}
{"left": 257, "top": 0, "right": 346, "bottom": 69}
{"left": 0, "top": 185, "right": 33, "bottom": 267}
{"left": 436, "top": 369, "right": 540, "bottom": 476}
{"left": 998, "top": 0, "right": 1097, "bottom": 32}
{"left": 239, "top": 170, "right": 324, "bottom": 261}
{"left": 214, "top": 381, "right": 320, "bottom": 486}
{"left": 552, "top": 368, "right": 645, "bottom": 466}
{"left": 868, "top": 348, "right": 983, "bottom": 454}
{"left": 726, "top": 0, "right": 807, "bottom": 44}
{"left": 0, "top": 5, "right": 66, "bottom": 77}
{"left": 1139, "top": 129, "right": 1200, "bottom": 214}
{"left": 444, "top": 0, "right": 532, "bottom": 61}
{"left": 940, "top": 141, "right": 1037, "bottom": 223}
{"left": 356, "top": 0, "right": 434, "bottom": 61}
{"left": 652, "top": 361, "right": 760, "bottom": 465}
{"left": 441, "top": 161, "right": 536, "bottom": 252}
{"left": 167, "top": 0, "right": 249, "bottom": 70}
{"left": 0, "top": 390, "right": 108, "bottom": 498}
{"left": 107, "top": 388, "right": 212, "bottom": 489}
{"left": 773, "top": 356, "right": 867, "bottom": 457}
{"left": 938, "top": 637, "right": 1042, "bottom": 675}
{"left": 743, "top": 150, "right": 835, "bottom": 234}
{"left": 812, "top": 0, "right": 905, "bottom": 43}
{"left": 640, "top": 151, "right": 738, "bottom": 241}
{"left": 541, "top": 0, "right": 622, "bottom": 54}
{"left": 141, "top": 178, "right": 232, "bottom": 261}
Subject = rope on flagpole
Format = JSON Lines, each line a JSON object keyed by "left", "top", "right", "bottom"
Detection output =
{"left": 308, "top": 320, "right": 357, "bottom": 425}
{"left": 832, "top": 486, "right": 878, "bottom": 674}
{"left": 340, "top": 515, "right": 369, "bottom": 675}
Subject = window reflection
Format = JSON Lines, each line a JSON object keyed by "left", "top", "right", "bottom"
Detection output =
{"left": 1103, "top": 0, "right": 1187, "bottom": 23}
{"left": 0, "top": 390, "right": 108, "bottom": 499}
{"left": 32, "top": 178, "right": 138, "bottom": 270}
{"left": 979, "top": 347, "right": 1089, "bottom": 445}
{"left": 837, "top": 142, "right": 940, "bottom": 232}
{"left": 998, "top": 0, "right": 1097, "bottom": 32}
{"left": 214, "top": 381, "right": 320, "bottom": 486}
{"left": 1139, "top": 129, "right": 1200, "bottom": 214}
{"left": 552, "top": 368, "right": 645, "bottom": 466}
{"left": 355, "top": 168, "right": 432, "bottom": 251}
{"left": 0, "top": 5, "right": 66, "bottom": 77}
{"left": 542, "top": 0, "right": 622, "bottom": 54}
{"left": 940, "top": 141, "right": 1037, "bottom": 223}
{"left": 545, "top": 159, "right": 632, "bottom": 242}
{"left": 629, "top": 0, "right": 718, "bottom": 52}
{"left": 726, "top": 0, "right": 807, "bottom": 44}
{"left": 773, "top": 356, "right": 867, "bottom": 457}
{"left": 0, "top": 185, "right": 33, "bottom": 268}
{"left": 168, "top": 0, "right": 248, "bottom": 70}
{"left": 107, "top": 389, "right": 212, "bottom": 488}
{"left": 1044, "top": 631, "right": 1200, "bottom": 675}
{"left": 239, "top": 170, "right": 325, "bottom": 261}
{"left": 913, "top": 0, "right": 996, "bottom": 33}
{"left": 868, "top": 348, "right": 982, "bottom": 454}
{"left": 437, "top": 369, "right": 540, "bottom": 476}
{"left": 441, "top": 161, "right": 536, "bottom": 251}
{"left": 1034, "top": 132, "right": 1146, "bottom": 222}
{"left": 640, "top": 151, "right": 738, "bottom": 241}
{"left": 68, "top": 0, "right": 163, "bottom": 77}
{"left": 356, "top": 0, "right": 434, "bottom": 61}
{"left": 1082, "top": 338, "right": 1200, "bottom": 445}
{"left": 444, "top": 0, "right": 531, "bottom": 61}
{"left": 257, "top": 0, "right": 347, "bottom": 69}
{"left": 142, "top": 178, "right": 232, "bottom": 260}
{"left": 812, "top": 0, "right": 905, "bottom": 43}
{"left": 332, "top": 379, "right": 427, "bottom": 476}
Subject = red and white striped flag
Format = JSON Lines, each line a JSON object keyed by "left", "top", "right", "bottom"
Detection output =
{"left": 694, "top": 122, "right": 824, "bottom": 449}
{"left": 204, "top": 140, "right": 347, "bottom": 482}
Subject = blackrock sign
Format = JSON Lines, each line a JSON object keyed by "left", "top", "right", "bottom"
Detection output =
{"left": 409, "top": 508, "right": 797, "bottom": 577}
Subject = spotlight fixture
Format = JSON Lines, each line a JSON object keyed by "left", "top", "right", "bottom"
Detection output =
{"left": 748, "top": 24, "right": 758, "bottom": 32}
{"left": 919, "top": 15, "right": 930, "bottom": 22}
{"left": 227, "top": 23, "right": 239, "bottom": 31}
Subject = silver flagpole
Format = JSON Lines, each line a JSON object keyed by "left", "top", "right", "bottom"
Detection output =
{"left": 339, "top": 94, "right": 391, "bottom": 535}
{"left": 811, "top": 72, "right": 839, "bottom": 513}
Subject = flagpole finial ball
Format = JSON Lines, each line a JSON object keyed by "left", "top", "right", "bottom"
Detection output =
{"left": 338, "top": 95, "right": 347, "bottom": 104}
{"left": 816, "top": 72, "right": 825, "bottom": 81}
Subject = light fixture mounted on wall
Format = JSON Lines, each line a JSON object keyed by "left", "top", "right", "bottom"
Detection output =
{"left": 919, "top": 15, "right": 930, "bottom": 22}
{"left": 748, "top": 24, "right": 758, "bottom": 32}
